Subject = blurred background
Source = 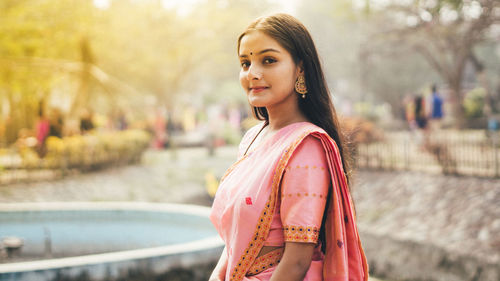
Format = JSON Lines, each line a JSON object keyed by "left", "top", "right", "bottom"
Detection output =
{"left": 0, "top": 0, "right": 499, "bottom": 281}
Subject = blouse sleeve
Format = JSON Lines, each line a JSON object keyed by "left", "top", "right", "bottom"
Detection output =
{"left": 280, "top": 135, "right": 331, "bottom": 244}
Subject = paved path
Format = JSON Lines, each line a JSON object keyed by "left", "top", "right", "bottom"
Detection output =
{"left": 0, "top": 147, "right": 236, "bottom": 205}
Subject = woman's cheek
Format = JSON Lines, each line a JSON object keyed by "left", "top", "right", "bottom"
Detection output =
{"left": 239, "top": 71, "right": 248, "bottom": 91}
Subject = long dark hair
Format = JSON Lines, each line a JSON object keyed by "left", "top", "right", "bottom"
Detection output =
{"left": 237, "top": 13, "right": 352, "bottom": 184}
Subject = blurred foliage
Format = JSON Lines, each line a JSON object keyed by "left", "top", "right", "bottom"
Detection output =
{"left": 297, "top": 0, "right": 442, "bottom": 118}
{"left": 0, "top": 0, "right": 269, "bottom": 145}
{"left": 464, "top": 88, "right": 486, "bottom": 119}
{"left": 359, "top": 0, "right": 500, "bottom": 126}
{"left": 0, "top": 0, "right": 499, "bottom": 147}
{"left": 341, "top": 116, "right": 385, "bottom": 144}
{"left": 19, "top": 129, "right": 151, "bottom": 169}
{"left": 221, "top": 123, "right": 242, "bottom": 145}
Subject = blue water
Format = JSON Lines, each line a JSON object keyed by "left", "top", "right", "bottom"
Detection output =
{"left": 0, "top": 210, "right": 217, "bottom": 257}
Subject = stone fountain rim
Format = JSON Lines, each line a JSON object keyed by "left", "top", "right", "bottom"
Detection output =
{"left": 0, "top": 201, "right": 224, "bottom": 274}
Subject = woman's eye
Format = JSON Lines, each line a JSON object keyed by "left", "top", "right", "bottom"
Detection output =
{"left": 241, "top": 61, "right": 250, "bottom": 68}
{"left": 263, "top": 58, "right": 276, "bottom": 64}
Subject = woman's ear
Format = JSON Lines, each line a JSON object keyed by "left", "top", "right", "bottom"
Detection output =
{"left": 296, "top": 61, "right": 305, "bottom": 76}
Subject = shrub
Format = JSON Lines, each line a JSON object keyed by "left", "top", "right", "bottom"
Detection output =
{"left": 464, "top": 88, "right": 486, "bottom": 119}
{"left": 20, "top": 130, "right": 151, "bottom": 170}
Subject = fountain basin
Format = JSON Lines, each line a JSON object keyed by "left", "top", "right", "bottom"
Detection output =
{"left": 0, "top": 202, "right": 223, "bottom": 281}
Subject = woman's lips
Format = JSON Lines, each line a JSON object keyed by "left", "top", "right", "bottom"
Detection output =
{"left": 250, "top": 87, "right": 268, "bottom": 93}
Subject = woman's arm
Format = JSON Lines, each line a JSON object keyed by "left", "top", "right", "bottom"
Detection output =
{"left": 208, "top": 247, "right": 228, "bottom": 281}
{"left": 270, "top": 136, "right": 329, "bottom": 280}
{"left": 269, "top": 242, "right": 315, "bottom": 281}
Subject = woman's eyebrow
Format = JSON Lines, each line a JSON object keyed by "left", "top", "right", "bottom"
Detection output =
{"left": 239, "top": 48, "right": 281, "bottom": 58}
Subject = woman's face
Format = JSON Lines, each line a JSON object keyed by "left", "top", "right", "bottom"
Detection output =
{"left": 238, "top": 31, "right": 302, "bottom": 109}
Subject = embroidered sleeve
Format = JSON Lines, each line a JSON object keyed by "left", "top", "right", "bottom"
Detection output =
{"left": 280, "top": 135, "right": 330, "bottom": 243}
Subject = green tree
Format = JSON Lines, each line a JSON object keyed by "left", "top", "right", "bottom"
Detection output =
{"left": 372, "top": 0, "right": 500, "bottom": 127}
{"left": 0, "top": 0, "right": 97, "bottom": 143}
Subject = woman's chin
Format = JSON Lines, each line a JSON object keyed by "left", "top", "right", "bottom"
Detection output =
{"left": 247, "top": 97, "right": 267, "bottom": 108}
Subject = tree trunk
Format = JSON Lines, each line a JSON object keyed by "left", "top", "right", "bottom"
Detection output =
{"left": 70, "top": 36, "right": 94, "bottom": 119}
{"left": 5, "top": 91, "right": 19, "bottom": 144}
{"left": 449, "top": 79, "right": 466, "bottom": 129}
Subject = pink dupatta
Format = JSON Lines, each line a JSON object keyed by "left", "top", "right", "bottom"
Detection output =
{"left": 210, "top": 122, "right": 368, "bottom": 281}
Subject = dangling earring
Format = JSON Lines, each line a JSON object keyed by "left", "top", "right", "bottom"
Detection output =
{"left": 295, "top": 75, "right": 308, "bottom": 98}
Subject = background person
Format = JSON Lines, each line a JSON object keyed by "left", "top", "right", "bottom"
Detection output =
{"left": 430, "top": 84, "right": 444, "bottom": 130}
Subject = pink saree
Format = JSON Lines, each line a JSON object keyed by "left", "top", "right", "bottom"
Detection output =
{"left": 210, "top": 122, "right": 368, "bottom": 281}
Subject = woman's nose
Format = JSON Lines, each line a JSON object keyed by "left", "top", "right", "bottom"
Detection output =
{"left": 247, "top": 64, "right": 262, "bottom": 80}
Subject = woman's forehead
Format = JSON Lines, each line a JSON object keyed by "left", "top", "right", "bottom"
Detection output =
{"left": 239, "top": 31, "right": 284, "bottom": 55}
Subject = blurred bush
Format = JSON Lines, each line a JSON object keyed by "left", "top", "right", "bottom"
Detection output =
{"left": 19, "top": 130, "right": 151, "bottom": 170}
{"left": 341, "top": 117, "right": 385, "bottom": 145}
{"left": 222, "top": 124, "right": 243, "bottom": 145}
{"left": 464, "top": 88, "right": 486, "bottom": 119}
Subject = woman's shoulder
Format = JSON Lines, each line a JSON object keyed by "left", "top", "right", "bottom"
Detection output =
{"left": 282, "top": 122, "right": 328, "bottom": 146}
{"left": 287, "top": 121, "right": 327, "bottom": 137}
{"left": 289, "top": 134, "right": 326, "bottom": 162}
{"left": 284, "top": 122, "right": 341, "bottom": 161}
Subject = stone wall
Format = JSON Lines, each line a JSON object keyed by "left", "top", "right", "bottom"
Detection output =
{"left": 352, "top": 170, "right": 500, "bottom": 281}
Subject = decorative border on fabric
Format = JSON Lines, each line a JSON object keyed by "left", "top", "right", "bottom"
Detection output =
{"left": 246, "top": 248, "right": 284, "bottom": 276}
{"left": 229, "top": 129, "right": 316, "bottom": 281}
{"left": 284, "top": 225, "right": 319, "bottom": 243}
{"left": 220, "top": 154, "right": 249, "bottom": 183}
{"left": 286, "top": 165, "right": 327, "bottom": 171}
{"left": 281, "top": 192, "right": 328, "bottom": 199}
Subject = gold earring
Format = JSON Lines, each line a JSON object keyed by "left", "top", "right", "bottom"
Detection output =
{"left": 295, "top": 75, "right": 308, "bottom": 98}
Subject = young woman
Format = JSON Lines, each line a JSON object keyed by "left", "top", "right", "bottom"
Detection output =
{"left": 209, "top": 13, "right": 368, "bottom": 281}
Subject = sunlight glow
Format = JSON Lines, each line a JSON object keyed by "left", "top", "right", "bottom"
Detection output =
{"left": 93, "top": 0, "right": 110, "bottom": 10}
{"left": 270, "top": 0, "right": 299, "bottom": 14}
